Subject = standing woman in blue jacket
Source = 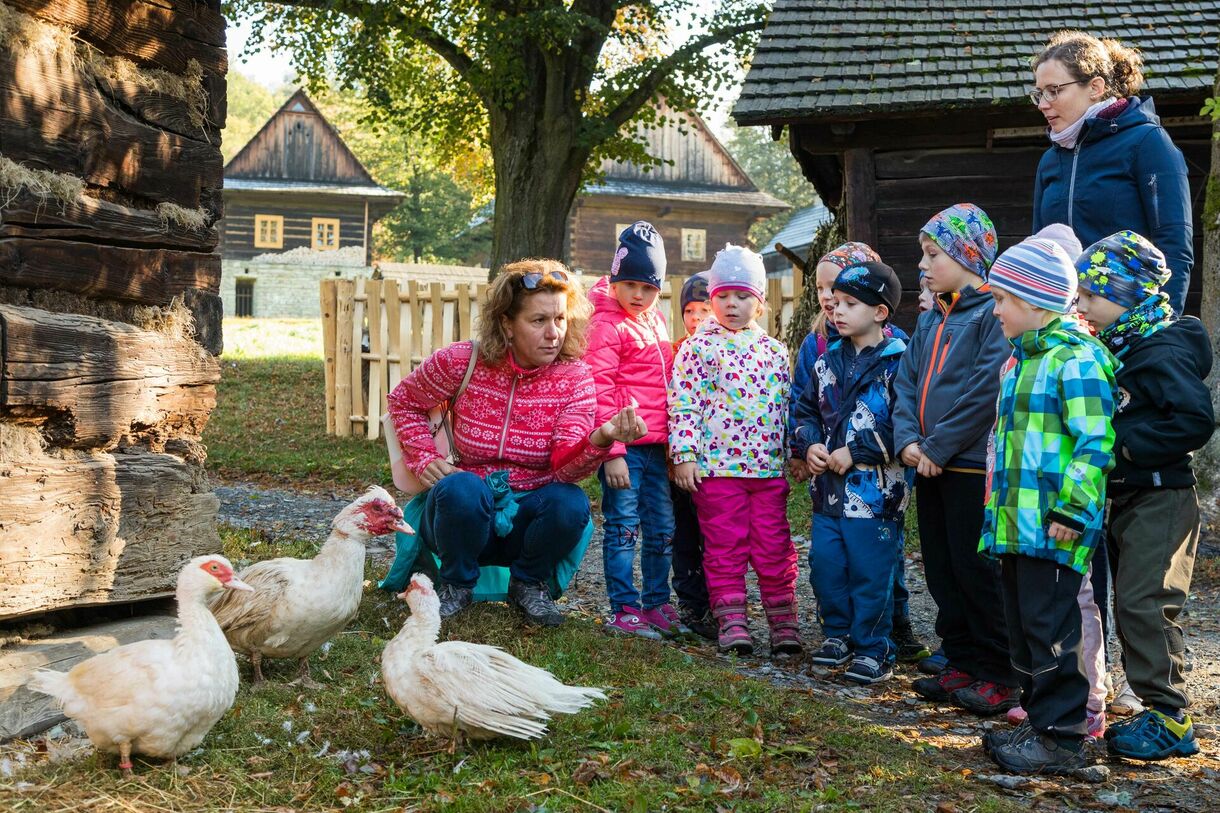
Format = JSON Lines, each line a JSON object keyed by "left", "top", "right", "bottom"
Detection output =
{"left": 1031, "top": 32, "right": 1193, "bottom": 314}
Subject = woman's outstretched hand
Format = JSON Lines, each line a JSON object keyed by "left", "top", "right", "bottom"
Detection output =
{"left": 592, "top": 402, "right": 648, "bottom": 447}
{"left": 419, "top": 458, "right": 458, "bottom": 488}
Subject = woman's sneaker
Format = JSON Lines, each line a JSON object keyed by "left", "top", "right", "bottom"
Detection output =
{"left": 810, "top": 637, "right": 852, "bottom": 667}
{"left": 992, "top": 732, "right": 1087, "bottom": 775}
{"left": 984, "top": 717, "right": 1034, "bottom": 757}
{"left": 1109, "top": 679, "right": 1145, "bottom": 716}
{"left": 952, "top": 680, "right": 1019, "bottom": 716}
{"left": 605, "top": 607, "right": 662, "bottom": 640}
{"left": 1106, "top": 709, "right": 1200, "bottom": 760}
{"left": 912, "top": 667, "right": 973, "bottom": 701}
{"left": 844, "top": 655, "right": 892, "bottom": 685}
{"left": 640, "top": 604, "right": 692, "bottom": 639}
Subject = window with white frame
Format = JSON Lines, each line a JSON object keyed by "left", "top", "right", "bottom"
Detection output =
{"left": 681, "top": 228, "right": 706, "bottom": 262}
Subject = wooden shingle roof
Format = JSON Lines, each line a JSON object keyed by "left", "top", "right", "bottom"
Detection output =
{"left": 734, "top": 0, "right": 1220, "bottom": 124}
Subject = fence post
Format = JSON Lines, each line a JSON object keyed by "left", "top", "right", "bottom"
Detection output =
{"left": 407, "top": 280, "right": 423, "bottom": 369}
{"left": 385, "top": 278, "right": 402, "bottom": 397}
{"left": 334, "top": 278, "right": 355, "bottom": 437}
{"left": 351, "top": 277, "right": 367, "bottom": 431}
{"left": 429, "top": 282, "right": 444, "bottom": 355}
{"left": 669, "top": 277, "right": 682, "bottom": 334}
{"left": 365, "top": 279, "right": 383, "bottom": 441}
{"left": 320, "top": 279, "right": 338, "bottom": 434}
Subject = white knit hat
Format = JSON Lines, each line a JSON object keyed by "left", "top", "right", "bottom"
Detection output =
{"left": 706, "top": 244, "right": 766, "bottom": 300}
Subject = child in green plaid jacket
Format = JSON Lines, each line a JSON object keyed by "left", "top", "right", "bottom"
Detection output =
{"left": 979, "top": 236, "right": 1118, "bottom": 776}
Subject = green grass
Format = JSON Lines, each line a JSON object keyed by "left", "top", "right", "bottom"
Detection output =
{"left": 205, "top": 319, "right": 390, "bottom": 492}
{"left": 0, "top": 527, "right": 1014, "bottom": 813}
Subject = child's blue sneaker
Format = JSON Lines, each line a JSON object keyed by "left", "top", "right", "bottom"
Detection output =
{"left": 918, "top": 648, "right": 948, "bottom": 675}
{"left": 1106, "top": 709, "right": 1200, "bottom": 761}
{"left": 844, "top": 655, "right": 892, "bottom": 685}
{"left": 810, "top": 637, "right": 852, "bottom": 667}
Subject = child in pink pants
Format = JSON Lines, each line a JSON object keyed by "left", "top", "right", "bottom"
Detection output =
{"left": 669, "top": 244, "right": 799, "bottom": 657}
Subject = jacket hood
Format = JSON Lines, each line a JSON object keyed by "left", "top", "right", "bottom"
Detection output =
{"left": 1013, "top": 315, "right": 1119, "bottom": 370}
{"left": 1139, "top": 316, "right": 1213, "bottom": 379}
{"left": 935, "top": 283, "right": 993, "bottom": 315}
{"left": 1080, "top": 96, "right": 1160, "bottom": 145}
{"left": 589, "top": 275, "right": 621, "bottom": 316}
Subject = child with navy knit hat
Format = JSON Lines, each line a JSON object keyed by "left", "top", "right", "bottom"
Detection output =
{"left": 980, "top": 236, "right": 1119, "bottom": 774}
{"left": 895, "top": 203, "right": 1018, "bottom": 714}
{"left": 586, "top": 221, "right": 685, "bottom": 640}
{"left": 1074, "top": 230, "right": 1214, "bottom": 761}
{"left": 792, "top": 260, "right": 912, "bottom": 684}
{"left": 668, "top": 271, "right": 716, "bottom": 640}
{"left": 670, "top": 245, "right": 800, "bottom": 657}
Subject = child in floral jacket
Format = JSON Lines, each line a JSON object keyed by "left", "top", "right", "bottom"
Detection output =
{"left": 669, "top": 245, "right": 798, "bottom": 658}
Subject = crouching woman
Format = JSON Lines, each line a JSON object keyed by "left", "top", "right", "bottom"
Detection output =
{"left": 386, "top": 260, "right": 646, "bottom": 626}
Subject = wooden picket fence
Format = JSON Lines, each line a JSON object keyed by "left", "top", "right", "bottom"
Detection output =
{"left": 320, "top": 270, "right": 806, "bottom": 439}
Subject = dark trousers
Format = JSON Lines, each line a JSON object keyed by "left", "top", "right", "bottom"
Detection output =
{"left": 1106, "top": 487, "right": 1200, "bottom": 710}
{"left": 421, "top": 471, "right": 590, "bottom": 588}
{"left": 916, "top": 470, "right": 1014, "bottom": 685}
{"left": 670, "top": 485, "right": 709, "bottom": 614}
{"left": 892, "top": 535, "right": 910, "bottom": 621}
{"left": 1001, "top": 555, "right": 1089, "bottom": 739}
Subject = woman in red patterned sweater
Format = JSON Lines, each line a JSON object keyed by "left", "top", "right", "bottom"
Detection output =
{"left": 388, "top": 260, "right": 647, "bottom": 626}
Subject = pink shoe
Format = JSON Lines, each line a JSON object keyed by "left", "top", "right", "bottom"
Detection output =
{"left": 1006, "top": 705, "right": 1028, "bottom": 726}
{"left": 640, "top": 604, "right": 692, "bottom": 638}
{"left": 1087, "top": 709, "right": 1106, "bottom": 740}
{"left": 605, "top": 607, "right": 662, "bottom": 640}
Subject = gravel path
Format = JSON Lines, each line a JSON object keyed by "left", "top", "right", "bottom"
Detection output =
{"left": 216, "top": 480, "right": 1220, "bottom": 810}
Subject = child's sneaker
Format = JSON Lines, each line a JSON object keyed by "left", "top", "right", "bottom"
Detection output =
{"left": 912, "top": 667, "right": 974, "bottom": 701}
{"left": 1087, "top": 710, "right": 1106, "bottom": 740}
{"left": 844, "top": 655, "right": 892, "bottom": 685}
{"left": 1108, "top": 679, "right": 1145, "bottom": 716}
{"left": 891, "top": 617, "right": 931, "bottom": 663}
{"left": 992, "top": 731, "right": 1087, "bottom": 775}
{"left": 678, "top": 603, "right": 718, "bottom": 641}
{"left": 605, "top": 607, "right": 662, "bottom": 640}
{"left": 640, "top": 604, "right": 692, "bottom": 639}
{"left": 918, "top": 648, "right": 948, "bottom": 675}
{"left": 952, "top": 680, "right": 1019, "bottom": 716}
{"left": 810, "top": 637, "right": 852, "bottom": 667}
{"left": 1007, "top": 705, "right": 1028, "bottom": 726}
{"left": 1106, "top": 709, "right": 1200, "bottom": 760}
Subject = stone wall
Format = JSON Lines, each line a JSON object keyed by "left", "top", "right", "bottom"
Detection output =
{"left": 221, "top": 260, "right": 366, "bottom": 318}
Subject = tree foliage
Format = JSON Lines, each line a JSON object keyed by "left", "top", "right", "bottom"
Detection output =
{"left": 724, "top": 122, "right": 819, "bottom": 247}
{"left": 224, "top": 0, "right": 769, "bottom": 269}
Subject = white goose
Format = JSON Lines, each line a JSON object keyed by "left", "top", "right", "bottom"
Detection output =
{"left": 381, "top": 574, "right": 605, "bottom": 746}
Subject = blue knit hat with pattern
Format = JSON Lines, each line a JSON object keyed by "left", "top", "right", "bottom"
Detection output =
{"left": 989, "top": 237, "right": 1077, "bottom": 314}
{"left": 679, "top": 272, "right": 710, "bottom": 311}
{"left": 1075, "top": 230, "right": 1169, "bottom": 309}
{"left": 610, "top": 221, "right": 666, "bottom": 289}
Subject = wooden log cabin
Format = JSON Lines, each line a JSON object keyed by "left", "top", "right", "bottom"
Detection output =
{"left": 0, "top": 0, "right": 226, "bottom": 738}
{"left": 567, "top": 100, "right": 788, "bottom": 277}
{"left": 220, "top": 90, "right": 403, "bottom": 267}
{"left": 733, "top": 0, "right": 1219, "bottom": 328}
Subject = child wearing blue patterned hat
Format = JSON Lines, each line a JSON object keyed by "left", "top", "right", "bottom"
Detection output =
{"left": 896, "top": 203, "right": 1017, "bottom": 713}
{"left": 980, "top": 236, "right": 1119, "bottom": 774}
{"left": 1074, "top": 230, "right": 1214, "bottom": 762}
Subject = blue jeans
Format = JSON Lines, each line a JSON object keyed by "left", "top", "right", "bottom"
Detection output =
{"left": 599, "top": 444, "right": 675, "bottom": 612}
{"left": 810, "top": 514, "right": 900, "bottom": 662}
{"left": 420, "top": 471, "right": 590, "bottom": 588}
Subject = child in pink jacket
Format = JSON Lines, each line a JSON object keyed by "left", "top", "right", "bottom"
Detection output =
{"left": 669, "top": 244, "right": 800, "bottom": 657}
{"left": 585, "top": 222, "right": 683, "bottom": 639}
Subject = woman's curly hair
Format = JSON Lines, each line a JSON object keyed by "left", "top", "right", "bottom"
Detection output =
{"left": 476, "top": 259, "right": 591, "bottom": 365}
{"left": 1033, "top": 31, "right": 1145, "bottom": 99}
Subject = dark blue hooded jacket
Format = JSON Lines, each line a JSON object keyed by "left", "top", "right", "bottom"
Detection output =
{"left": 1033, "top": 96, "right": 1193, "bottom": 314}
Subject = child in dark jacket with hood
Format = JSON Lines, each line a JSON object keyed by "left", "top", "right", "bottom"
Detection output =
{"left": 894, "top": 204, "right": 1018, "bottom": 714}
{"left": 1073, "top": 230, "right": 1214, "bottom": 761}
{"left": 791, "top": 261, "right": 912, "bottom": 685}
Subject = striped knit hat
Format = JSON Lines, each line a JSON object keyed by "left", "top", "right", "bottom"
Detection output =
{"left": 989, "top": 237, "right": 1077, "bottom": 314}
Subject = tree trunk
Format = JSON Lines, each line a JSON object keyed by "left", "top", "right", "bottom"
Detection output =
{"left": 487, "top": 102, "right": 590, "bottom": 273}
{"left": 1198, "top": 66, "right": 1220, "bottom": 473}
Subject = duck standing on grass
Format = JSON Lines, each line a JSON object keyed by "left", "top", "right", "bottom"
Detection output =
{"left": 30, "top": 556, "right": 253, "bottom": 777}
{"left": 381, "top": 573, "right": 606, "bottom": 749}
{"left": 210, "top": 486, "right": 412, "bottom": 687}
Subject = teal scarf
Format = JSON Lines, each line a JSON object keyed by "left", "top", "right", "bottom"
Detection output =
{"left": 1098, "top": 292, "right": 1175, "bottom": 356}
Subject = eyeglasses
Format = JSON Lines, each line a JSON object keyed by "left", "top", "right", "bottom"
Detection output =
{"left": 520, "top": 269, "right": 570, "bottom": 289}
{"left": 1028, "top": 80, "right": 1089, "bottom": 105}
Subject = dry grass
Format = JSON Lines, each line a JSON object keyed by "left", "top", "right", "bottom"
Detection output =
{"left": 156, "top": 202, "right": 210, "bottom": 232}
{"left": 0, "top": 155, "right": 84, "bottom": 212}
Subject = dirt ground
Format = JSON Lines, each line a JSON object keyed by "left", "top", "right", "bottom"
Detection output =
{"left": 205, "top": 482, "right": 1220, "bottom": 812}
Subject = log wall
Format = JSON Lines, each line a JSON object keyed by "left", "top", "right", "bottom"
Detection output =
{"left": 0, "top": 0, "right": 225, "bottom": 621}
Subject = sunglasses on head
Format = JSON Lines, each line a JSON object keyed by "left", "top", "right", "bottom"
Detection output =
{"left": 520, "top": 269, "right": 570, "bottom": 289}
